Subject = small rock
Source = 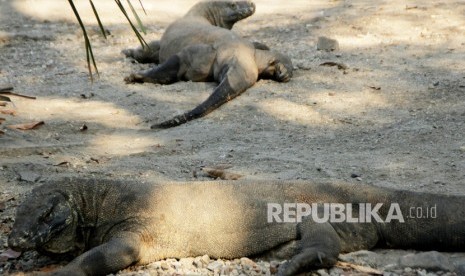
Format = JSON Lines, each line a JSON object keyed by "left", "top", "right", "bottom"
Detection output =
{"left": 270, "top": 261, "right": 280, "bottom": 274}
{"left": 179, "top": 258, "right": 194, "bottom": 268}
{"left": 200, "top": 254, "right": 210, "bottom": 265}
{"left": 221, "top": 264, "right": 231, "bottom": 275}
{"left": 317, "top": 268, "right": 330, "bottom": 276}
{"left": 160, "top": 262, "right": 170, "bottom": 270}
{"left": 350, "top": 173, "right": 361, "bottom": 179}
{"left": 207, "top": 261, "right": 223, "bottom": 271}
{"left": 398, "top": 251, "right": 454, "bottom": 272}
{"left": 240, "top": 257, "right": 256, "bottom": 267}
{"left": 193, "top": 257, "right": 204, "bottom": 268}
{"left": 17, "top": 171, "right": 41, "bottom": 182}
{"left": 328, "top": 267, "right": 345, "bottom": 276}
{"left": 317, "top": 36, "right": 339, "bottom": 51}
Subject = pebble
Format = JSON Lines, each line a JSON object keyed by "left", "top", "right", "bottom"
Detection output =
{"left": 200, "top": 254, "right": 211, "bottom": 265}
{"left": 317, "top": 36, "right": 340, "bottom": 51}
{"left": 207, "top": 261, "right": 223, "bottom": 271}
{"left": 17, "top": 170, "right": 41, "bottom": 182}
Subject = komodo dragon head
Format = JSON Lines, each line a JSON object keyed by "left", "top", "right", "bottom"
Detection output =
{"left": 187, "top": 1, "right": 256, "bottom": 29}
{"left": 256, "top": 50, "right": 294, "bottom": 83}
{"left": 8, "top": 188, "right": 78, "bottom": 255}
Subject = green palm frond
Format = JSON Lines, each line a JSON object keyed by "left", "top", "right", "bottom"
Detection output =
{"left": 68, "top": 0, "right": 148, "bottom": 80}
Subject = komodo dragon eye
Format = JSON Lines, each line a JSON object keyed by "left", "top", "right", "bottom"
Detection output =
{"left": 41, "top": 209, "right": 54, "bottom": 224}
{"left": 230, "top": 2, "right": 237, "bottom": 9}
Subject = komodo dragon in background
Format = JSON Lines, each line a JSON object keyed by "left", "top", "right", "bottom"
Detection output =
{"left": 124, "top": 0, "right": 293, "bottom": 129}
{"left": 8, "top": 178, "right": 465, "bottom": 275}
{"left": 123, "top": 0, "right": 262, "bottom": 64}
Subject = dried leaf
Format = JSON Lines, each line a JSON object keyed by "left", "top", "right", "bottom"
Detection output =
{"left": 8, "top": 121, "right": 44, "bottom": 130}
{"left": 54, "top": 161, "right": 70, "bottom": 167}
{"left": 0, "top": 249, "right": 21, "bottom": 260}
{"left": 319, "top": 62, "right": 348, "bottom": 70}
{"left": 336, "top": 261, "right": 383, "bottom": 275}
{"left": 0, "top": 117, "right": 5, "bottom": 124}
{"left": 0, "top": 109, "right": 16, "bottom": 116}
{"left": 0, "top": 102, "right": 6, "bottom": 106}
{"left": 202, "top": 167, "right": 243, "bottom": 180}
{"left": 0, "top": 130, "right": 4, "bottom": 136}
{"left": 368, "top": 86, "right": 381, "bottom": 90}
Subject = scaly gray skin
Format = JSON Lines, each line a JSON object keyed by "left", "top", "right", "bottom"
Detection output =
{"left": 124, "top": 2, "right": 292, "bottom": 128}
{"left": 8, "top": 178, "right": 465, "bottom": 276}
{"left": 122, "top": 0, "right": 257, "bottom": 64}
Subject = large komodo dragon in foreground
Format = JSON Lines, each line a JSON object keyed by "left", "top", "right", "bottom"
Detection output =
{"left": 9, "top": 178, "right": 465, "bottom": 275}
{"left": 124, "top": 0, "right": 293, "bottom": 128}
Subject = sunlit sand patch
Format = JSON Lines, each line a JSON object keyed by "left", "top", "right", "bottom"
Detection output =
{"left": 89, "top": 132, "right": 158, "bottom": 156}
{"left": 11, "top": 96, "right": 142, "bottom": 128}
{"left": 13, "top": 0, "right": 200, "bottom": 25}
{"left": 313, "top": 89, "right": 389, "bottom": 116}
{"left": 257, "top": 98, "right": 332, "bottom": 125}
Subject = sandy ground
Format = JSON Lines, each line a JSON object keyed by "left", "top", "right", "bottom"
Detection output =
{"left": 1, "top": 0, "right": 465, "bottom": 275}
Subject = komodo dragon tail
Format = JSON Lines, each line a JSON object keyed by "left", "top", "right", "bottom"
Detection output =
{"left": 151, "top": 76, "right": 248, "bottom": 129}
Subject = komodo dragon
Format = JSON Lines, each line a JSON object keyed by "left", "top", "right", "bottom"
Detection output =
{"left": 122, "top": 0, "right": 261, "bottom": 64}
{"left": 124, "top": 1, "right": 293, "bottom": 129}
{"left": 8, "top": 178, "right": 465, "bottom": 275}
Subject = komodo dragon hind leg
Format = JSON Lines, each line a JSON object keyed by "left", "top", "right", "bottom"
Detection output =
{"left": 122, "top": 40, "right": 161, "bottom": 64}
{"left": 125, "top": 44, "right": 216, "bottom": 85}
{"left": 278, "top": 221, "right": 341, "bottom": 276}
{"left": 124, "top": 55, "right": 181, "bottom": 85}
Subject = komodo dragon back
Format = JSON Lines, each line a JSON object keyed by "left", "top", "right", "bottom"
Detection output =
{"left": 8, "top": 178, "right": 465, "bottom": 275}
{"left": 122, "top": 0, "right": 256, "bottom": 64}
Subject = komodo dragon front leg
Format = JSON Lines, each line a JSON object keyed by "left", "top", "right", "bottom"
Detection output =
{"left": 49, "top": 234, "right": 141, "bottom": 276}
{"left": 276, "top": 219, "right": 341, "bottom": 276}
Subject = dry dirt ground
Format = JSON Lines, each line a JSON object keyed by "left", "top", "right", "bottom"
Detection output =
{"left": 1, "top": 0, "right": 465, "bottom": 275}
